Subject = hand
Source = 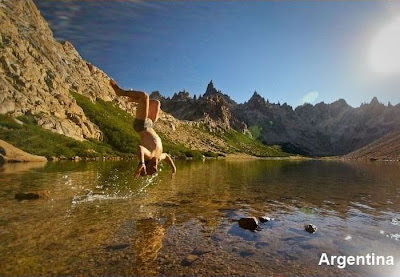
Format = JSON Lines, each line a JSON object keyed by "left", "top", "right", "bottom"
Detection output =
{"left": 171, "top": 168, "right": 176, "bottom": 179}
{"left": 134, "top": 163, "right": 146, "bottom": 178}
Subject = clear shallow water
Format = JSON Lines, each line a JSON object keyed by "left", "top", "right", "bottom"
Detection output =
{"left": 0, "top": 160, "right": 400, "bottom": 276}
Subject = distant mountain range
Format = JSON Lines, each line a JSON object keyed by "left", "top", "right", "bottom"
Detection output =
{"left": 152, "top": 81, "right": 400, "bottom": 156}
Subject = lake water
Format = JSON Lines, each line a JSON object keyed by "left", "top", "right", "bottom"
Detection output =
{"left": 1, "top": 160, "right": 400, "bottom": 276}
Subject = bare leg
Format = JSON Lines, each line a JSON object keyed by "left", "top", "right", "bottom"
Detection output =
{"left": 110, "top": 80, "right": 149, "bottom": 120}
{"left": 148, "top": 99, "right": 161, "bottom": 123}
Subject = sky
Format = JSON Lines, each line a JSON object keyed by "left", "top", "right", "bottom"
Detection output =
{"left": 34, "top": 0, "right": 400, "bottom": 108}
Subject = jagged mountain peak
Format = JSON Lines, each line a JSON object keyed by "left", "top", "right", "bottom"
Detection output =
{"left": 370, "top": 96, "right": 380, "bottom": 105}
{"left": 250, "top": 91, "right": 264, "bottom": 101}
{"left": 248, "top": 91, "right": 267, "bottom": 104}
{"left": 204, "top": 80, "right": 218, "bottom": 97}
{"left": 149, "top": 91, "right": 163, "bottom": 100}
{"left": 200, "top": 81, "right": 237, "bottom": 106}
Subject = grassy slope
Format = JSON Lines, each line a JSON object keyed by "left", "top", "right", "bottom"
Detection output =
{"left": 0, "top": 114, "right": 117, "bottom": 158}
{"left": 71, "top": 92, "right": 139, "bottom": 154}
{"left": 219, "top": 129, "right": 288, "bottom": 157}
{"left": 0, "top": 92, "right": 288, "bottom": 159}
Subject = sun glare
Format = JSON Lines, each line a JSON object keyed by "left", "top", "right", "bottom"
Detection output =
{"left": 368, "top": 17, "right": 400, "bottom": 74}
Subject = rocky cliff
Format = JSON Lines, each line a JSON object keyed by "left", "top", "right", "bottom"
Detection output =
{"left": 0, "top": 0, "right": 137, "bottom": 141}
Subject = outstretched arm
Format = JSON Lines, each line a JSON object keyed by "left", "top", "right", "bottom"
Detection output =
{"left": 161, "top": 153, "right": 176, "bottom": 177}
{"left": 134, "top": 146, "right": 151, "bottom": 178}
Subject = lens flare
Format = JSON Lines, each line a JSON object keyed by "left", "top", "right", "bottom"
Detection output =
{"left": 368, "top": 17, "right": 400, "bottom": 74}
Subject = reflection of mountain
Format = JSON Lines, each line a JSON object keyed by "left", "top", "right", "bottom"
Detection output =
{"left": 159, "top": 84, "right": 400, "bottom": 156}
{"left": 344, "top": 129, "right": 400, "bottom": 161}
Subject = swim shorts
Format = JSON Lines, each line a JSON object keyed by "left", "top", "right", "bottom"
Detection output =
{"left": 133, "top": 118, "right": 153, "bottom": 132}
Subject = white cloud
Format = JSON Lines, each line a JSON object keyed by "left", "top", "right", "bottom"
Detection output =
{"left": 300, "top": 90, "right": 319, "bottom": 105}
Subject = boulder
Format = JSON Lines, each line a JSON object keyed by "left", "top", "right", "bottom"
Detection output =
{"left": 0, "top": 140, "right": 47, "bottom": 163}
{"left": 304, "top": 224, "right": 317, "bottom": 234}
{"left": 238, "top": 217, "right": 259, "bottom": 231}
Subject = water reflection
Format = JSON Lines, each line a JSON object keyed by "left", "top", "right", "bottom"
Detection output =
{"left": 0, "top": 160, "right": 399, "bottom": 276}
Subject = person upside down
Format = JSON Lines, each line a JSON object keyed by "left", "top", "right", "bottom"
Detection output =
{"left": 110, "top": 79, "right": 176, "bottom": 178}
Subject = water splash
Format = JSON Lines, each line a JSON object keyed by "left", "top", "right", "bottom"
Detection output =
{"left": 71, "top": 190, "right": 130, "bottom": 205}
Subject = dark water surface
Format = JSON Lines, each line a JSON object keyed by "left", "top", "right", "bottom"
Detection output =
{"left": 1, "top": 160, "right": 400, "bottom": 276}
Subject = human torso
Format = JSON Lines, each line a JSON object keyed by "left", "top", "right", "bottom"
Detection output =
{"left": 139, "top": 128, "right": 163, "bottom": 159}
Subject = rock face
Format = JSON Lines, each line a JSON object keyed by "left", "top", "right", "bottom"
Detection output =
{"left": 0, "top": 0, "right": 115, "bottom": 141}
{"left": 159, "top": 81, "right": 248, "bottom": 133}
{"left": 0, "top": 139, "right": 47, "bottom": 163}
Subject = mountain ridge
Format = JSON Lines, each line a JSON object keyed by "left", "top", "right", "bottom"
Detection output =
{"left": 157, "top": 81, "right": 400, "bottom": 156}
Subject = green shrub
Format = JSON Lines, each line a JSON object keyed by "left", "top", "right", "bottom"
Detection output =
{"left": 248, "top": 125, "right": 262, "bottom": 139}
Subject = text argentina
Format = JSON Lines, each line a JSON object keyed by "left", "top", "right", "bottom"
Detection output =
{"left": 319, "top": 253, "right": 394, "bottom": 269}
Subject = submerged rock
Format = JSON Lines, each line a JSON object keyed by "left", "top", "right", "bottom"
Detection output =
{"left": 304, "top": 224, "right": 318, "bottom": 234}
{"left": 181, "top": 254, "right": 199, "bottom": 266}
{"left": 259, "top": 216, "right": 272, "bottom": 223}
{"left": 15, "top": 190, "right": 49, "bottom": 200}
{"left": 191, "top": 247, "right": 211, "bottom": 256}
{"left": 239, "top": 249, "right": 256, "bottom": 257}
{"left": 104, "top": 243, "right": 130, "bottom": 251}
{"left": 238, "top": 217, "right": 259, "bottom": 231}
